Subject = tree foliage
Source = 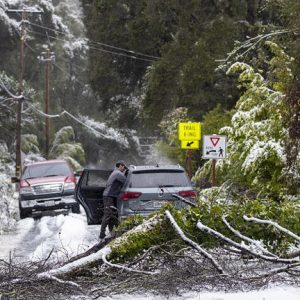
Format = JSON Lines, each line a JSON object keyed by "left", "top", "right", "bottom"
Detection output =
{"left": 50, "top": 126, "right": 85, "bottom": 170}
{"left": 195, "top": 42, "right": 298, "bottom": 199}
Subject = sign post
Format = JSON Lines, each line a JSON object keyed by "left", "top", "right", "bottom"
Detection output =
{"left": 178, "top": 122, "right": 201, "bottom": 179}
{"left": 202, "top": 135, "right": 227, "bottom": 186}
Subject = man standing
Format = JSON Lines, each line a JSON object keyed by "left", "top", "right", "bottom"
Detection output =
{"left": 99, "top": 160, "right": 127, "bottom": 240}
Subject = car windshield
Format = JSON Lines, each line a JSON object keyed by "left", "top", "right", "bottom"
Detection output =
{"left": 22, "top": 162, "right": 71, "bottom": 179}
{"left": 129, "top": 170, "right": 191, "bottom": 188}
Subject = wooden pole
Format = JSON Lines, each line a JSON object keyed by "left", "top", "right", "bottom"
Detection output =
{"left": 16, "top": 11, "right": 26, "bottom": 176}
{"left": 6, "top": 8, "right": 42, "bottom": 176}
{"left": 187, "top": 150, "right": 193, "bottom": 179}
{"left": 45, "top": 49, "right": 50, "bottom": 158}
{"left": 211, "top": 159, "right": 216, "bottom": 186}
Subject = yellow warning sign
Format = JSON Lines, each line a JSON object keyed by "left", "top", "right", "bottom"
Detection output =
{"left": 181, "top": 140, "right": 199, "bottom": 149}
{"left": 178, "top": 122, "right": 201, "bottom": 141}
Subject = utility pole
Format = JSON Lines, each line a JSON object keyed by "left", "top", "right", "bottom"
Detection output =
{"left": 6, "top": 8, "right": 42, "bottom": 176}
{"left": 38, "top": 50, "right": 55, "bottom": 158}
{"left": 16, "top": 10, "right": 26, "bottom": 177}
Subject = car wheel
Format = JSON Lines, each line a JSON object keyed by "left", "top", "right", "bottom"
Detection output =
{"left": 19, "top": 208, "right": 29, "bottom": 219}
{"left": 71, "top": 203, "right": 80, "bottom": 214}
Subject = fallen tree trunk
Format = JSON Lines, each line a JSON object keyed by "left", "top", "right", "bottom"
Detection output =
{"left": 38, "top": 215, "right": 163, "bottom": 278}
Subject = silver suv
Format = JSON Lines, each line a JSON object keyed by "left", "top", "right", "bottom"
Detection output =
{"left": 75, "top": 165, "right": 196, "bottom": 224}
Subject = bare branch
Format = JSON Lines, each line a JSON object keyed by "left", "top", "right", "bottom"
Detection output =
{"left": 197, "top": 220, "right": 299, "bottom": 264}
{"left": 165, "top": 210, "right": 225, "bottom": 274}
{"left": 243, "top": 215, "right": 300, "bottom": 242}
{"left": 287, "top": 249, "right": 300, "bottom": 259}
{"left": 37, "top": 273, "right": 82, "bottom": 290}
{"left": 101, "top": 252, "right": 157, "bottom": 275}
{"left": 245, "top": 262, "right": 300, "bottom": 281}
{"left": 222, "top": 215, "right": 277, "bottom": 257}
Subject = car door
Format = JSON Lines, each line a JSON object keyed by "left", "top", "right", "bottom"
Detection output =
{"left": 75, "top": 169, "right": 112, "bottom": 224}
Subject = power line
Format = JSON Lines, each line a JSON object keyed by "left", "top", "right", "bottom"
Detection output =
{"left": 0, "top": 80, "right": 24, "bottom": 100}
{"left": 27, "top": 28, "right": 155, "bottom": 62}
{"left": 27, "top": 21, "right": 160, "bottom": 59}
{"left": 22, "top": 35, "right": 87, "bottom": 75}
{"left": 11, "top": 31, "right": 91, "bottom": 91}
{"left": 88, "top": 44, "right": 154, "bottom": 62}
{"left": 52, "top": 62, "right": 89, "bottom": 87}
{"left": 25, "top": 101, "right": 109, "bottom": 139}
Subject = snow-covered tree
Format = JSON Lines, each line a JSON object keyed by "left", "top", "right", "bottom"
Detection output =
{"left": 49, "top": 126, "right": 85, "bottom": 170}
{"left": 195, "top": 42, "right": 298, "bottom": 200}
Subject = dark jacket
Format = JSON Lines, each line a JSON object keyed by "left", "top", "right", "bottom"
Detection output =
{"left": 103, "top": 168, "right": 126, "bottom": 198}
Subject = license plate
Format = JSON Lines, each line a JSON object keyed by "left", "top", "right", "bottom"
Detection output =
{"left": 44, "top": 200, "right": 55, "bottom": 207}
{"left": 153, "top": 200, "right": 167, "bottom": 208}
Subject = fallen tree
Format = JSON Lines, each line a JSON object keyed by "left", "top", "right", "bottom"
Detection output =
{"left": 1, "top": 198, "right": 300, "bottom": 299}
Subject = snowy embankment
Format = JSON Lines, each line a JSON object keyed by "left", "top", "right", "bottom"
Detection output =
{"left": 0, "top": 142, "right": 18, "bottom": 234}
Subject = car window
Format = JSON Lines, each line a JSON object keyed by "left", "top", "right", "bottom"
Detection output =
{"left": 129, "top": 170, "right": 191, "bottom": 188}
{"left": 22, "top": 163, "right": 71, "bottom": 179}
{"left": 85, "top": 170, "right": 112, "bottom": 187}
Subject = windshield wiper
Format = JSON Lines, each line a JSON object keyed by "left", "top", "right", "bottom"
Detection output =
{"left": 44, "top": 174, "right": 60, "bottom": 177}
{"left": 159, "top": 185, "right": 175, "bottom": 188}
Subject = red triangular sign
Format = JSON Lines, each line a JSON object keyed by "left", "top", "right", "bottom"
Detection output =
{"left": 210, "top": 137, "right": 220, "bottom": 146}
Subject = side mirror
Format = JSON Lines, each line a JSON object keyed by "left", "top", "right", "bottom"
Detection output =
{"left": 11, "top": 176, "right": 20, "bottom": 183}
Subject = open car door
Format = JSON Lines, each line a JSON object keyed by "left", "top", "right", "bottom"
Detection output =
{"left": 75, "top": 169, "right": 112, "bottom": 224}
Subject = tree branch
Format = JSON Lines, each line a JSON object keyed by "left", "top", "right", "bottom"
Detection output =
{"left": 222, "top": 215, "right": 277, "bottom": 257}
{"left": 101, "top": 252, "right": 157, "bottom": 275}
{"left": 165, "top": 210, "right": 225, "bottom": 274}
{"left": 197, "top": 220, "right": 299, "bottom": 264}
{"left": 243, "top": 215, "right": 300, "bottom": 242}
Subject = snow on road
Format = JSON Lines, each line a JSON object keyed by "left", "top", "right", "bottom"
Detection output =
{"left": 0, "top": 210, "right": 99, "bottom": 262}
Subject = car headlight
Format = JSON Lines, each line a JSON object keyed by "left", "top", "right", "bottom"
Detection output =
{"left": 20, "top": 187, "right": 33, "bottom": 194}
{"left": 64, "top": 182, "right": 75, "bottom": 191}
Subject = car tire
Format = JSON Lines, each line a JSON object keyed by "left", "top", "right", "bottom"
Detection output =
{"left": 19, "top": 207, "right": 29, "bottom": 219}
{"left": 71, "top": 203, "right": 80, "bottom": 214}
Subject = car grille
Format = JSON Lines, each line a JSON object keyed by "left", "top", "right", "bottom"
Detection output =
{"left": 32, "top": 183, "right": 63, "bottom": 195}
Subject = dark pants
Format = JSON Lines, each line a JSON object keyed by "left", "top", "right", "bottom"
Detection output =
{"left": 99, "top": 196, "right": 119, "bottom": 239}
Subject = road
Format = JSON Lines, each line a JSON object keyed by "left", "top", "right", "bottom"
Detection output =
{"left": 0, "top": 209, "right": 99, "bottom": 262}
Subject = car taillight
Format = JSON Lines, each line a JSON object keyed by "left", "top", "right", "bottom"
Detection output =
{"left": 178, "top": 190, "right": 196, "bottom": 198}
{"left": 120, "top": 191, "right": 142, "bottom": 200}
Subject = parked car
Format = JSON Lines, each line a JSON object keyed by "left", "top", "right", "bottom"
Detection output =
{"left": 75, "top": 164, "right": 196, "bottom": 225}
{"left": 11, "top": 159, "right": 80, "bottom": 219}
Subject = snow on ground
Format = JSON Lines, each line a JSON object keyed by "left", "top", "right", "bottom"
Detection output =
{"left": 92, "top": 286, "right": 300, "bottom": 300}
{"left": 0, "top": 209, "right": 100, "bottom": 262}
